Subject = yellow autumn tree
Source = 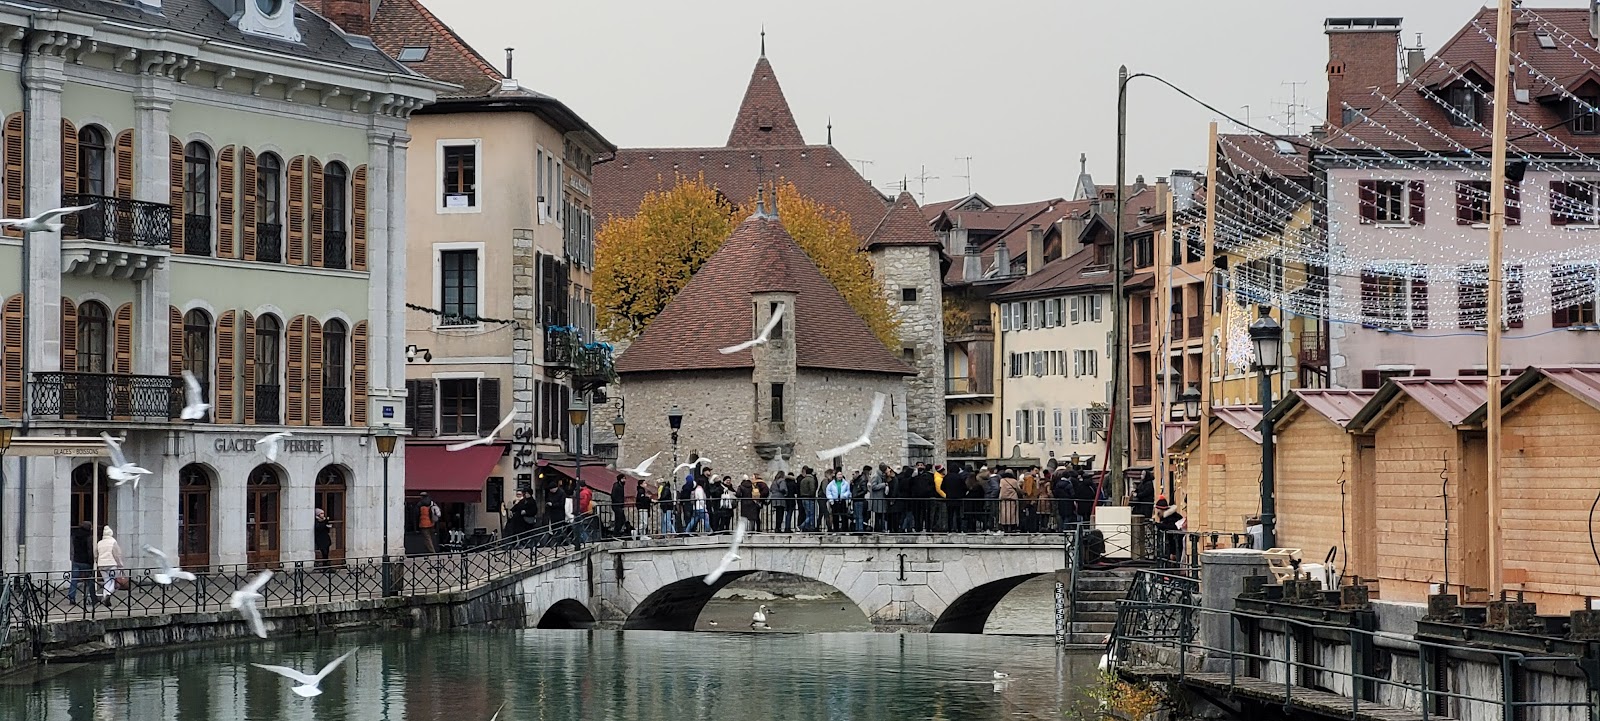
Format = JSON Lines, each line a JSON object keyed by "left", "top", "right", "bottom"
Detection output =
{"left": 762, "top": 182, "right": 900, "bottom": 348}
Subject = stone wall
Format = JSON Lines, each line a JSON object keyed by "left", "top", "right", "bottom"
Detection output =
{"left": 874, "top": 245, "right": 946, "bottom": 465}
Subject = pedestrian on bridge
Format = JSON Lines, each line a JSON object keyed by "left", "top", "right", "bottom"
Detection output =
{"left": 68, "top": 521, "right": 94, "bottom": 606}
{"left": 771, "top": 471, "right": 794, "bottom": 533}
{"left": 998, "top": 471, "right": 1022, "bottom": 533}
{"left": 944, "top": 465, "right": 968, "bottom": 532}
{"left": 850, "top": 466, "right": 870, "bottom": 533}
{"left": 657, "top": 480, "right": 677, "bottom": 536}
{"left": 867, "top": 466, "right": 890, "bottom": 532}
{"left": 797, "top": 467, "right": 819, "bottom": 532}
{"left": 634, "top": 483, "right": 654, "bottom": 539}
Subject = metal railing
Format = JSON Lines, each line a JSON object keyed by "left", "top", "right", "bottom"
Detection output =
{"left": 254, "top": 384, "right": 281, "bottom": 424}
{"left": 61, "top": 193, "right": 173, "bottom": 247}
{"left": 184, "top": 214, "right": 212, "bottom": 256}
{"left": 544, "top": 326, "right": 578, "bottom": 367}
{"left": 323, "top": 389, "right": 346, "bottom": 426}
{"left": 945, "top": 376, "right": 972, "bottom": 394}
{"left": 1108, "top": 569, "right": 1199, "bottom": 664}
{"left": 256, "top": 223, "right": 283, "bottom": 262}
{"left": 946, "top": 437, "right": 990, "bottom": 456}
{"left": 30, "top": 372, "right": 183, "bottom": 420}
{"left": 324, "top": 229, "right": 348, "bottom": 269}
{"left": 1170, "top": 317, "right": 1186, "bottom": 340}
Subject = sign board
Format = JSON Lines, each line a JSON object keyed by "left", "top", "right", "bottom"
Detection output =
{"left": 7, "top": 437, "right": 107, "bottom": 457}
{"left": 213, "top": 437, "right": 326, "bottom": 455}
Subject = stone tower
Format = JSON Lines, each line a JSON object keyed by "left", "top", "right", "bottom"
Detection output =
{"left": 867, "top": 192, "right": 947, "bottom": 465}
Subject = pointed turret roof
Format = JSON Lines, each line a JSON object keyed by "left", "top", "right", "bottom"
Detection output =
{"left": 727, "top": 57, "right": 806, "bottom": 147}
{"left": 866, "top": 192, "right": 944, "bottom": 250}
{"left": 616, "top": 213, "right": 913, "bottom": 377}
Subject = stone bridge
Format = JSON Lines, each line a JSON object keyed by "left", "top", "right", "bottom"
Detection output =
{"left": 515, "top": 533, "right": 1068, "bottom": 632}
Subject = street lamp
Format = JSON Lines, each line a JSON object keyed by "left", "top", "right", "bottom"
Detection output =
{"left": 1248, "top": 310, "right": 1283, "bottom": 550}
{"left": 612, "top": 412, "right": 626, "bottom": 439}
{"left": 570, "top": 398, "right": 589, "bottom": 496}
{"left": 667, "top": 404, "right": 684, "bottom": 466}
{"left": 1180, "top": 385, "right": 1201, "bottom": 421}
{"left": 374, "top": 427, "right": 397, "bottom": 595}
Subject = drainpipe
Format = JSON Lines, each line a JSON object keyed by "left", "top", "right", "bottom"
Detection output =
{"left": 12, "top": 17, "right": 35, "bottom": 573}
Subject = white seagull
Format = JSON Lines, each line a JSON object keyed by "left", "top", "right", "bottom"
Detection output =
{"left": 143, "top": 546, "right": 196, "bottom": 585}
{"left": 719, "top": 305, "right": 786, "bottom": 354}
{"left": 99, "top": 433, "right": 151, "bottom": 488}
{"left": 489, "top": 702, "right": 505, "bottom": 721}
{"left": 180, "top": 369, "right": 211, "bottom": 421}
{"left": 445, "top": 410, "right": 517, "bottom": 452}
{"left": 619, "top": 451, "right": 662, "bottom": 478}
{"left": 750, "top": 604, "right": 770, "bottom": 630}
{"left": 230, "top": 570, "right": 273, "bottom": 639}
{"left": 815, "top": 392, "right": 887, "bottom": 461}
{"left": 992, "top": 671, "right": 1010, "bottom": 680}
{"left": 703, "top": 518, "right": 748, "bottom": 586}
{"left": 0, "top": 204, "right": 97, "bottom": 233}
{"left": 257, "top": 432, "right": 293, "bottom": 463}
{"left": 672, "top": 457, "right": 712, "bottom": 476}
{"left": 251, "top": 648, "right": 357, "bottom": 698}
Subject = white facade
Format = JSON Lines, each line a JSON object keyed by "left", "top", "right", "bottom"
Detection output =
{"left": 996, "top": 290, "right": 1113, "bottom": 464}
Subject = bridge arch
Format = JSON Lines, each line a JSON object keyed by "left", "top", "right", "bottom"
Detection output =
{"left": 929, "top": 573, "right": 1048, "bottom": 634}
{"left": 624, "top": 570, "right": 869, "bottom": 631}
{"left": 536, "top": 598, "right": 596, "bottom": 629}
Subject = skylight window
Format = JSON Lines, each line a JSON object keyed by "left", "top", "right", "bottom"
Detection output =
{"left": 398, "top": 46, "right": 429, "bottom": 62}
{"left": 1274, "top": 139, "right": 1296, "bottom": 155}
{"left": 1537, "top": 31, "right": 1557, "bottom": 50}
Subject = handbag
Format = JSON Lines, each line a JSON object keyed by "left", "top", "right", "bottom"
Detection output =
{"left": 115, "top": 574, "right": 130, "bottom": 591}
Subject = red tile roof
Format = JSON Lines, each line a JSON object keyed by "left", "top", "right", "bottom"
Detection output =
{"left": 727, "top": 57, "right": 806, "bottom": 147}
{"left": 866, "top": 192, "right": 943, "bottom": 249}
{"left": 615, "top": 212, "right": 914, "bottom": 377}
{"left": 991, "top": 242, "right": 1110, "bottom": 299}
{"left": 1286, "top": 389, "right": 1377, "bottom": 427}
{"left": 1219, "top": 134, "right": 1312, "bottom": 181}
{"left": 369, "top": 0, "right": 503, "bottom": 99}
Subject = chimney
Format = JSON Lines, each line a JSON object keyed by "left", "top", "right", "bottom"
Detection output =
{"left": 1592, "top": 0, "right": 1599, "bottom": 41}
{"left": 1169, "top": 170, "right": 1198, "bottom": 214}
{"left": 993, "top": 243, "right": 1012, "bottom": 278}
{"left": 961, "top": 233, "right": 982, "bottom": 282}
{"left": 1026, "top": 224, "right": 1045, "bottom": 276}
{"left": 505, "top": 48, "right": 515, "bottom": 79}
{"left": 1325, "top": 18, "right": 1402, "bottom": 127}
{"left": 323, "top": 0, "right": 372, "bottom": 36}
{"left": 1133, "top": 174, "right": 1147, "bottom": 194}
{"left": 1404, "top": 33, "right": 1427, "bottom": 79}
{"left": 1060, "top": 212, "right": 1088, "bottom": 253}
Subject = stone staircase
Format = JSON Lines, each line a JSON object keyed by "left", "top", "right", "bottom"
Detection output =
{"left": 1064, "top": 568, "right": 1136, "bottom": 645}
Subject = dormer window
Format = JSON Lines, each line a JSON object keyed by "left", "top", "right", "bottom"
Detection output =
{"left": 398, "top": 47, "right": 429, "bottom": 62}
{"left": 257, "top": 0, "right": 284, "bottom": 15}
{"left": 1446, "top": 86, "right": 1479, "bottom": 127}
{"left": 1573, "top": 96, "right": 1599, "bottom": 135}
{"left": 235, "top": 0, "right": 302, "bottom": 43}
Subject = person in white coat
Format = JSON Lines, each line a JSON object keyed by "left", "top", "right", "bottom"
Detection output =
{"left": 95, "top": 526, "right": 124, "bottom": 606}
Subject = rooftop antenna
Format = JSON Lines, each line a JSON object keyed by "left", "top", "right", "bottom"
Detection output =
{"left": 1278, "top": 81, "right": 1307, "bottom": 134}
{"left": 850, "top": 158, "right": 874, "bottom": 176}
{"left": 505, "top": 48, "right": 514, "bottom": 78}
{"left": 913, "top": 164, "right": 939, "bottom": 205}
{"left": 1239, "top": 105, "right": 1251, "bottom": 130}
{"left": 954, "top": 156, "right": 974, "bottom": 195}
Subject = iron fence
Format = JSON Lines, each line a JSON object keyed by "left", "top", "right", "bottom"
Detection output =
{"left": 323, "top": 389, "right": 346, "bottom": 426}
{"left": 184, "top": 214, "right": 212, "bottom": 256}
{"left": 61, "top": 193, "right": 173, "bottom": 247}
{"left": 255, "top": 384, "right": 281, "bottom": 424}
{"left": 324, "top": 230, "right": 348, "bottom": 269}
{"left": 588, "top": 496, "right": 1090, "bottom": 538}
{"left": 257, "top": 224, "right": 284, "bottom": 263}
{"left": 1108, "top": 569, "right": 1199, "bottom": 664}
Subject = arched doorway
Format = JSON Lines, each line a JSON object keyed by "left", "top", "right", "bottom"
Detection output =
{"left": 178, "top": 464, "right": 212, "bottom": 568}
{"left": 70, "top": 464, "right": 113, "bottom": 532}
{"left": 314, "top": 466, "right": 347, "bottom": 564}
{"left": 246, "top": 465, "right": 281, "bottom": 568}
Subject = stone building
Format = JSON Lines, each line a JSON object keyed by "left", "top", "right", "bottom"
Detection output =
{"left": 614, "top": 205, "right": 915, "bottom": 474}
{"left": 0, "top": 0, "right": 438, "bottom": 573}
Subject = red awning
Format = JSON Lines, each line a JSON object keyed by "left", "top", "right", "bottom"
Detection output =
{"left": 539, "top": 459, "right": 633, "bottom": 500}
{"left": 405, "top": 444, "right": 504, "bottom": 504}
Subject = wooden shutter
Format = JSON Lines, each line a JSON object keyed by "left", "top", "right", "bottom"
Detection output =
{"left": 307, "top": 317, "right": 323, "bottom": 426}
{"left": 1408, "top": 181, "right": 1426, "bottom": 226}
{"left": 61, "top": 298, "right": 77, "bottom": 372}
{"left": 1357, "top": 180, "right": 1377, "bottom": 224}
{"left": 114, "top": 130, "right": 134, "bottom": 200}
{"left": 352, "top": 165, "right": 368, "bottom": 271}
{"left": 404, "top": 380, "right": 418, "bottom": 430}
{"left": 1, "top": 295, "right": 20, "bottom": 416}
{"left": 169, "top": 136, "right": 185, "bottom": 254}
{"left": 351, "top": 320, "right": 368, "bottom": 425}
{"left": 478, "top": 378, "right": 501, "bottom": 437}
{"left": 216, "top": 311, "right": 236, "bottom": 423}
{"left": 1361, "top": 370, "right": 1381, "bottom": 389}
{"left": 309, "top": 157, "right": 325, "bottom": 268}
{"left": 1360, "top": 269, "right": 1378, "bottom": 326}
{"left": 169, "top": 306, "right": 184, "bottom": 379}
{"left": 241, "top": 147, "right": 257, "bottom": 261}
{"left": 3, "top": 114, "right": 23, "bottom": 238}
{"left": 242, "top": 311, "right": 256, "bottom": 424}
{"left": 1455, "top": 181, "right": 1473, "bottom": 225}
{"left": 1506, "top": 182, "right": 1521, "bottom": 226}
{"left": 61, "top": 119, "right": 78, "bottom": 200}
{"left": 1551, "top": 181, "right": 1569, "bottom": 226}
{"left": 286, "top": 315, "right": 305, "bottom": 425}
{"left": 1410, "top": 270, "right": 1428, "bottom": 329}
{"left": 218, "top": 146, "right": 237, "bottom": 257}
{"left": 412, "top": 378, "right": 436, "bottom": 437}
{"left": 113, "top": 303, "right": 133, "bottom": 375}
{"left": 1508, "top": 265, "right": 1524, "bottom": 328}
{"left": 287, "top": 156, "right": 306, "bottom": 265}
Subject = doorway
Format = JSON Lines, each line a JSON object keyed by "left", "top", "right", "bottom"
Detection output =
{"left": 178, "top": 464, "right": 213, "bottom": 568}
{"left": 246, "top": 465, "right": 281, "bottom": 568}
{"left": 314, "top": 466, "right": 347, "bottom": 563}
{"left": 70, "top": 464, "right": 113, "bottom": 533}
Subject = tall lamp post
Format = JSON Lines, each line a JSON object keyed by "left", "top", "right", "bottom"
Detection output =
{"left": 667, "top": 405, "right": 684, "bottom": 467}
{"left": 374, "top": 427, "right": 397, "bottom": 595}
{"left": 1249, "top": 310, "right": 1283, "bottom": 550}
{"left": 568, "top": 398, "right": 589, "bottom": 490}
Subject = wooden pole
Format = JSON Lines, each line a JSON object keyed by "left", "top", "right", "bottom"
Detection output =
{"left": 1111, "top": 66, "right": 1130, "bottom": 501}
{"left": 1155, "top": 182, "right": 1172, "bottom": 490}
{"left": 1196, "top": 122, "right": 1220, "bottom": 531}
{"left": 1485, "top": 0, "right": 1513, "bottom": 597}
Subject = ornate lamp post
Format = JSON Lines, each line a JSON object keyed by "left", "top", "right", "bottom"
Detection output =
{"left": 667, "top": 405, "right": 684, "bottom": 467}
{"left": 1249, "top": 310, "right": 1283, "bottom": 550}
{"left": 1180, "top": 386, "right": 1201, "bottom": 421}
{"left": 374, "top": 427, "right": 397, "bottom": 595}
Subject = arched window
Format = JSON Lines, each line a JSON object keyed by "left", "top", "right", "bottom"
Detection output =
{"left": 256, "top": 153, "right": 283, "bottom": 262}
{"left": 184, "top": 142, "right": 213, "bottom": 256}
{"left": 246, "top": 465, "right": 281, "bottom": 568}
{"left": 183, "top": 309, "right": 212, "bottom": 419}
{"left": 322, "top": 319, "right": 347, "bottom": 425}
{"left": 70, "top": 464, "right": 112, "bottom": 531}
{"left": 78, "top": 126, "right": 108, "bottom": 198}
{"left": 77, "top": 301, "right": 109, "bottom": 373}
{"left": 178, "top": 464, "right": 212, "bottom": 568}
{"left": 255, "top": 314, "right": 281, "bottom": 424}
{"left": 324, "top": 162, "right": 348, "bottom": 269}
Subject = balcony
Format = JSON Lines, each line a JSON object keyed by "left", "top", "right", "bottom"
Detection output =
{"left": 947, "top": 437, "right": 990, "bottom": 458}
{"left": 323, "top": 389, "right": 346, "bottom": 426}
{"left": 573, "top": 342, "right": 615, "bottom": 391}
{"left": 945, "top": 375, "right": 994, "bottom": 399}
{"left": 1133, "top": 323, "right": 1151, "bottom": 345}
{"left": 1170, "top": 317, "right": 1185, "bottom": 341}
{"left": 61, "top": 194, "right": 172, "bottom": 247}
{"left": 30, "top": 372, "right": 182, "bottom": 421}
{"left": 255, "top": 384, "right": 281, "bottom": 424}
{"left": 325, "top": 229, "right": 348, "bottom": 269}
{"left": 545, "top": 326, "right": 579, "bottom": 367}
{"left": 256, "top": 224, "right": 283, "bottom": 263}
{"left": 184, "top": 215, "right": 212, "bottom": 256}
{"left": 1133, "top": 385, "right": 1153, "bottom": 407}
{"left": 1188, "top": 315, "right": 1203, "bottom": 338}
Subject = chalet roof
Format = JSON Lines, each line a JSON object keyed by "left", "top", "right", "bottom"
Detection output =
{"left": 1267, "top": 389, "right": 1378, "bottom": 428}
{"left": 1349, "top": 377, "right": 1499, "bottom": 430}
{"left": 866, "top": 192, "right": 943, "bottom": 250}
{"left": 1212, "top": 406, "right": 1264, "bottom": 444}
{"left": 1464, "top": 365, "right": 1600, "bottom": 423}
{"left": 615, "top": 212, "right": 914, "bottom": 377}
{"left": 727, "top": 56, "right": 806, "bottom": 147}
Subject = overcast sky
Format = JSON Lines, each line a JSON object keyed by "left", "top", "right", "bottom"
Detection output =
{"left": 429, "top": 1, "right": 1593, "bottom": 206}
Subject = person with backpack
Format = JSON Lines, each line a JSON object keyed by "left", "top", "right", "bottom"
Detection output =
{"left": 797, "top": 467, "right": 819, "bottom": 532}
{"left": 657, "top": 479, "right": 677, "bottom": 536}
{"left": 1053, "top": 470, "right": 1078, "bottom": 529}
{"left": 576, "top": 482, "right": 595, "bottom": 541}
{"left": 634, "top": 481, "right": 654, "bottom": 539}
{"left": 416, "top": 492, "right": 442, "bottom": 553}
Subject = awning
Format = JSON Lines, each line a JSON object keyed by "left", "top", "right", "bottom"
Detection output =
{"left": 405, "top": 444, "right": 504, "bottom": 504}
{"left": 540, "top": 459, "right": 633, "bottom": 500}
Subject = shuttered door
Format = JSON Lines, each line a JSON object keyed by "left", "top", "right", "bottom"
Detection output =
{"left": 241, "top": 148, "right": 257, "bottom": 262}
{"left": 242, "top": 311, "right": 256, "bottom": 425}
{"left": 309, "top": 158, "right": 324, "bottom": 268}
{"left": 307, "top": 317, "right": 323, "bottom": 426}
{"left": 216, "top": 311, "right": 236, "bottom": 423}
{"left": 351, "top": 321, "right": 368, "bottom": 425}
{"left": 218, "top": 146, "right": 236, "bottom": 258}
{"left": 114, "top": 130, "right": 134, "bottom": 200}
{"left": 169, "top": 306, "right": 184, "bottom": 379}
{"left": 1, "top": 295, "right": 20, "bottom": 416}
{"left": 478, "top": 378, "right": 501, "bottom": 436}
{"left": 287, "top": 156, "right": 305, "bottom": 265}
{"left": 286, "top": 315, "right": 305, "bottom": 425}
{"left": 61, "top": 120, "right": 78, "bottom": 200}
{"left": 3, "top": 114, "right": 24, "bottom": 238}
{"left": 61, "top": 299, "right": 77, "bottom": 372}
{"left": 113, "top": 303, "right": 133, "bottom": 419}
{"left": 169, "top": 136, "right": 185, "bottom": 254}
{"left": 352, "top": 165, "right": 368, "bottom": 271}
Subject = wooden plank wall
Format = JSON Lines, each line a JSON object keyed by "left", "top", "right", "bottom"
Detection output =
{"left": 1272, "top": 412, "right": 1353, "bottom": 570}
{"left": 1372, "top": 399, "right": 1465, "bottom": 603}
{"left": 1500, "top": 387, "right": 1600, "bottom": 612}
{"left": 1204, "top": 426, "right": 1261, "bottom": 533}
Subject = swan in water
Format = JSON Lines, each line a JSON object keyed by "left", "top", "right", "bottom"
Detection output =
{"left": 992, "top": 671, "right": 1009, "bottom": 680}
{"left": 751, "top": 604, "right": 770, "bottom": 630}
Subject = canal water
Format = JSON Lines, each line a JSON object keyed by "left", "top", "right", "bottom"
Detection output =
{"left": 1, "top": 630, "right": 1106, "bottom": 720}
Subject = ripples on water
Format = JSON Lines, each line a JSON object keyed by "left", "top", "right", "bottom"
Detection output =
{"left": 1, "top": 630, "right": 1104, "bottom": 721}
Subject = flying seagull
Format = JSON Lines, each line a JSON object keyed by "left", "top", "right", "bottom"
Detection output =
{"left": 251, "top": 648, "right": 357, "bottom": 698}
{"left": 257, "top": 432, "right": 293, "bottom": 463}
{"left": 230, "top": 570, "right": 273, "bottom": 639}
{"left": 446, "top": 410, "right": 517, "bottom": 452}
{"left": 619, "top": 451, "right": 662, "bottom": 478}
{"left": 489, "top": 702, "right": 506, "bottom": 721}
{"left": 180, "top": 370, "right": 210, "bottom": 421}
{"left": 0, "top": 204, "right": 96, "bottom": 233}
{"left": 815, "top": 392, "right": 887, "bottom": 461}
{"left": 703, "top": 518, "right": 748, "bottom": 585}
{"left": 719, "top": 305, "right": 785, "bottom": 354}
{"left": 672, "top": 457, "right": 711, "bottom": 476}
{"left": 143, "top": 546, "right": 196, "bottom": 585}
{"left": 100, "top": 433, "right": 151, "bottom": 488}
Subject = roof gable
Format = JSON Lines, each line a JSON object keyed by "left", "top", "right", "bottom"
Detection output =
{"left": 369, "top": 0, "right": 503, "bottom": 98}
{"left": 1350, "top": 377, "right": 1495, "bottom": 431}
{"left": 728, "top": 57, "right": 806, "bottom": 147}
{"left": 866, "top": 192, "right": 943, "bottom": 250}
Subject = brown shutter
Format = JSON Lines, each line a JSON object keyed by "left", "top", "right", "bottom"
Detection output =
{"left": 351, "top": 320, "right": 368, "bottom": 425}
{"left": 1508, "top": 264, "right": 1525, "bottom": 328}
{"left": 113, "top": 303, "right": 133, "bottom": 375}
{"left": 1357, "top": 179, "right": 1376, "bottom": 224}
{"left": 307, "top": 317, "right": 323, "bottom": 426}
{"left": 1551, "top": 181, "right": 1570, "bottom": 226}
{"left": 242, "top": 311, "right": 256, "bottom": 424}
{"left": 1455, "top": 181, "right": 1473, "bottom": 225}
{"left": 1360, "top": 268, "right": 1378, "bottom": 326}
{"left": 478, "top": 378, "right": 501, "bottom": 437}
{"left": 287, "top": 156, "right": 306, "bottom": 266}
{"left": 114, "top": 130, "right": 134, "bottom": 200}
{"left": 61, "top": 119, "right": 78, "bottom": 200}
{"left": 412, "top": 380, "right": 436, "bottom": 437}
{"left": 241, "top": 147, "right": 257, "bottom": 262}
{"left": 309, "top": 157, "right": 325, "bottom": 268}
{"left": 1506, "top": 181, "right": 1521, "bottom": 226}
{"left": 352, "top": 165, "right": 368, "bottom": 271}
{"left": 286, "top": 315, "right": 305, "bottom": 425}
{"left": 216, "top": 311, "right": 236, "bottom": 423}
{"left": 1, "top": 295, "right": 20, "bottom": 416}
{"left": 1361, "top": 370, "right": 1381, "bottom": 389}
{"left": 1410, "top": 270, "right": 1428, "bottom": 329}
{"left": 170, "top": 136, "right": 185, "bottom": 254}
{"left": 1408, "top": 181, "right": 1426, "bottom": 226}
{"left": 218, "top": 146, "right": 236, "bottom": 257}
{"left": 169, "top": 306, "right": 184, "bottom": 379}
{"left": 3, "top": 114, "right": 23, "bottom": 238}
{"left": 61, "top": 298, "right": 77, "bottom": 372}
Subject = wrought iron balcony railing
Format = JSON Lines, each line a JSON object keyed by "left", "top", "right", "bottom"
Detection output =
{"left": 324, "top": 230, "right": 348, "bottom": 269}
{"left": 947, "top": 437, "right": 990, "bottom": 457}
{"left": 545, "top": 326, "right": 579, "bottom": 367}
{"left": 61, "top": 194, "right": 173, "bottom": 247}
{"left": 323, "top": 389, "right": 346, "bottom": 426}
{"left": 30, "top": 372, "right": 182, "bottom": 420}
{"left": 184, "top": 215, "right": 212, "bottom": 256}
{"left": 256, "top": 224, "right": 283, "bottom": 263}
{"left": 573, "top": 342, "right": 615, "bottom": 388}
{"left": 255, "top": 384, "right": 281, "bottom": 424}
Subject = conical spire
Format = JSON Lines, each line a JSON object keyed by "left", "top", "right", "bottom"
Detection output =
{"left": 727, "top": 55, "right": 805, "bottom": 147}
